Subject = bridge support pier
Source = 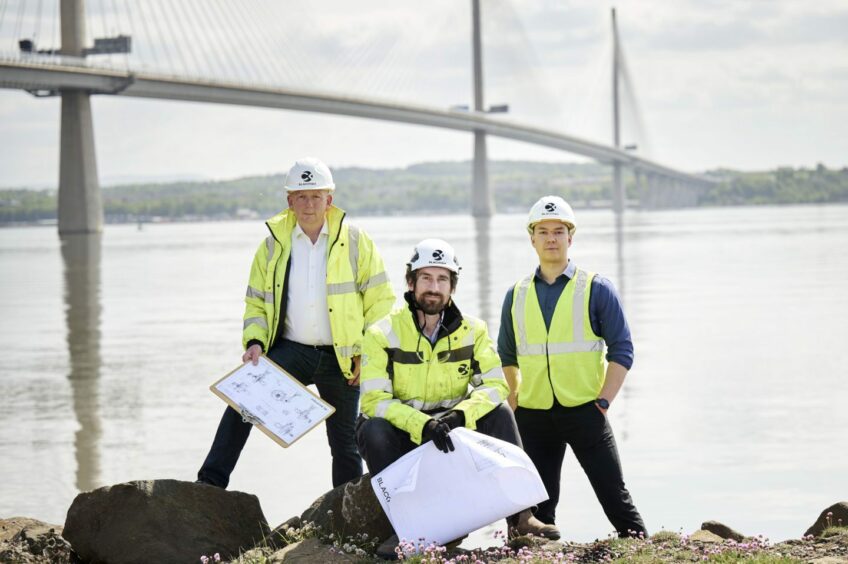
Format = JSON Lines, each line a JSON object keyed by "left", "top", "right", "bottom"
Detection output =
{"left": 472, "top": 131, "right": 493, "bottom": 217}
{"left": 58, "top": 0, "right": 102, "bottom": 234}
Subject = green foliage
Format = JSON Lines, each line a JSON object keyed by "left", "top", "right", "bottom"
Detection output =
{"left": 700, "top": 164, "right": 848, "bottom": 206}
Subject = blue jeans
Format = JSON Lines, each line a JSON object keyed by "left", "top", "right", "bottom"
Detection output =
{"left": 197, "top": 340, "right": 363, "bottom": 488}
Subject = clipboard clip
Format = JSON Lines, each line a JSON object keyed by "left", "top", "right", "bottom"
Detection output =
{"left": 237, "top": 403, "right": 265, "bottom": 426}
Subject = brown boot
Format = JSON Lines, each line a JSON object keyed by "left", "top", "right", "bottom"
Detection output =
{"left": 507, "top": 509, "right": 561, "bottom": 540}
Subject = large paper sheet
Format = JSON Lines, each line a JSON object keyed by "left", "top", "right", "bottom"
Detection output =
{"left": 371, "top": 427, "right": 548, "bottom": 547}
{"left": 210, "top": 356, "right": 335, "bottom": 448}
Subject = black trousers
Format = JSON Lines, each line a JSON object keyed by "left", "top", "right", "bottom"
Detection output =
{"left": 197, "top": 340, "right": 362, "bottom": 488}
{"left": 515, "top": 402, "right": 646, "bottom": 537}
{"left": 356, "top": 403, "right": 522, "bottom": 475}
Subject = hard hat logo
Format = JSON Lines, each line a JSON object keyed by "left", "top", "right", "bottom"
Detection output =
{"left": 544, "top": 202, "right": 557, "bottom": 212}
{"left": 432, "top": 250, "right": 445, "bottom": 261}
{"left": 301, "top": 171, "right": 313, "bottom": 182}
{"left": 527, "top": 195, "right": 577, "bottom": 234}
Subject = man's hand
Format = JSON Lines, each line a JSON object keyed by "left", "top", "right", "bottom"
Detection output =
{"left": 242, "top": 344, "right": 262, "bottom": 365}
{"left": 422, "top": 419, "right": 454, "bottom": 453}
{"left": 437, "top": 410, "right": 465, "bottom": 430}
{"left": 507, "top": 392, "right": 518, "bottom": 411}
{"left": 348, "top": 355, "right": 362, "bottom": 386}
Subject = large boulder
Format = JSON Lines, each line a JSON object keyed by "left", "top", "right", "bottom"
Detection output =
{"left": 806, "top": 502, "right": 848, "bottom": 538}
{"left": 701, "top": 520, "right": 745, "bottom": 542}
{"left": 0, "top": 517, "right": 71, "bottom": 563}
{"left": 299, "top": 474, "right": 392, "bottom": 542}
{"left": 63, "top": 479, "right": 269, "bottom": 564}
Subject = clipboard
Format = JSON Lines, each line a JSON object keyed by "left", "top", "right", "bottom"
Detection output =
{"left": 210, "top": 355, "right": 335, "bottom": 448}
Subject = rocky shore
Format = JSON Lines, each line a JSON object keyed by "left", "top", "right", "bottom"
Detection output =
{"left": 2, "top": 478, "right": 846, "bottom": 563}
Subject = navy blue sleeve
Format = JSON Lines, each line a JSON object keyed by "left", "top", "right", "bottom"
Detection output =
{"left": 589, "top": 276, "right": 634, "bottom": 370}
{"left": 497, "top": 287, "right": 519, "bottom": 367}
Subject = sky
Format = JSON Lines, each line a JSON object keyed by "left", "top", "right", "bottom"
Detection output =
{"left": 0, "top": 0, "right": 846, "bottom": 188}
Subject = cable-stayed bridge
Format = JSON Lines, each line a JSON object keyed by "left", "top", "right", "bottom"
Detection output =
{"left": 0, "top": 0, "right": 714, "bottom": 234}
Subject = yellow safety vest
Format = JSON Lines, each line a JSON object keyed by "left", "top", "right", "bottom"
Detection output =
{"left": 242, "top": 205, "right": 395, "bottom": 378}
{"left": 511, "top": 268, "right": 605, "bottom": 408}
{"left": 360, "top": 302, "right": 508, "bottom": 444}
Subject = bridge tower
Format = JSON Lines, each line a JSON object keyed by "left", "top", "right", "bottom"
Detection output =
{"left": 471, "top": 0, "right": 494, "bottom": 217}
{"left": 611, "top": 7, "right": 625, "bottom": 216}
{"left": 58, "top": 0, "right": 102, "bottom": 234}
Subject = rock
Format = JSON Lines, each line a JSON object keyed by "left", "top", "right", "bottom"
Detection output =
{"left": 63, "top": 479, "right": 270, "bottom": 564}
{"left": 806, "top": 502, "right": 848, "bottom": 538}
{"left": 299, "top": 474, "right": 393, "bottom": 542}
{"left": 807, "top": 558, "right": 848, "bottom": 564}
{"left": 701, "top": 520, "right": 745, "bottom": 542}
{"left": 689, "top": 529, "right": 724, "bottom": 543}
{"left": 0, "top": 517, "right": 71, "bottom": 563}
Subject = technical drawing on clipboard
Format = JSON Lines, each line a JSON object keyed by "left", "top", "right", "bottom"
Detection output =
{"left": 210, "top": 356, "right": 335, "bottom": 447}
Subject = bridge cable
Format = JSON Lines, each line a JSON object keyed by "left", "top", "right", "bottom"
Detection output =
{"left": 230, "top": 0, "right": 276, "bottom": 84}
{"left": 169, "top": 0, "right": 208, "bottom": 78}
{"left": 185, "top": 0, "right": 233, "bottom": 81}
{"left": 200, "top": 0, "right": 239, "bottom": 82}
{"left": 32, "top": 0, "right": 42, "bottom": 44}
{"left": 0, "top": 0, "right": 10, "bottom": 51}
{"left": 48, "top": 0, "right": 57, "bottom": 55}
{"left": 107, "top": 0, "right": 129, "bottom": 70}
{"left": 237, "top": 0, "right": 290, "bottom": 86}
{"left": 247, "top": 1, "right": 300, "bottom": 87}
{"left": 251, "top": 0, "right": 308, "bottom": 87}
{"left": 216, "top": 0, "right": 263, "bottom": 84}
{"left": 128, "top": 0, "right": 163, "bottom": 71}
{"left": 150, "top": 0, "right": 191, "bottom": 77}
{"left": 13, "top": 0, "right": 26, "bottom": 52}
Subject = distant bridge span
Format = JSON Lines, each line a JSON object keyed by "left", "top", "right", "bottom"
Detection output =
{"left": 1, "top": 59, "right": 710, "bottom": 186}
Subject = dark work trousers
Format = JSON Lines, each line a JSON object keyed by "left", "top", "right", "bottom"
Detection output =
{"left": 197, "top": 339, "right": 363, "bottom": 488}
{"left": 355, "top": 402, "right": 522, "bottom": 475}
{"left": 515, "top": 401, "right": 645, "bottom": 537}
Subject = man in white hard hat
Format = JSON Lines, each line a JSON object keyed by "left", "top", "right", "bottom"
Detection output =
{"left": 196, "top": 157, "right": 395, "bottom": 489}
{"left": 497, "top": 195, "right": 646, "bottom": 538}
{"left": 358, "top": 238, "right": 560, "bottom": 558}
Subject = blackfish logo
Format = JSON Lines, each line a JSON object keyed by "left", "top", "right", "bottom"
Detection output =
{"left": 301, "top": 170, "right": 313, "bottom": 182}
{"left": 432, "top": 249, "right": 445, "bottom": 261}
{"left": 544, "top": 202, "right": 557, "bottom": 212}
{"left": 457, "top": 364, "right": 469, "bottom": 376}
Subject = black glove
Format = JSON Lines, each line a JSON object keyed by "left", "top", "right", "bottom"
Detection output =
{"left": 422, "top": 419, "right": 455, "bottom": 453}
{"left": 438, "top": 410, "right": 465, "bottom": 430}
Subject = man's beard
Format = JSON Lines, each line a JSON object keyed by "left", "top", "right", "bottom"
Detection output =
{"left": 416, "top": 292, "right": 448, "bottom": 315}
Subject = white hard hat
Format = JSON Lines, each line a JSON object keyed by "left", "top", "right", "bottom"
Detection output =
{"left": 407, "top": 238, "right": 461, "bottom": 274}
{"left": 284, "top": 157, "right": 335, "bottom": 192}
{"left": 527, "top": 195, "right": 577, "bottom": 234}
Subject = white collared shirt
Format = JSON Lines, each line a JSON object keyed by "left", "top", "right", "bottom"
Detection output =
{"left": 283, "top": 222, "right": 333, "bottom": 345}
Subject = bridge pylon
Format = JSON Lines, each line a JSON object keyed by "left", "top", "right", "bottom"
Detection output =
{"left": 470, "top": 0, "right": 494, "bottom": 217}
{"left": 58, "top": 0, "right": 102, "bottom": 234}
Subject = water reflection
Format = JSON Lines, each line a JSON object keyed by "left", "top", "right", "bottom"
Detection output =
{"left": 473, "top": 216, "right": 492, "bottom": 326}
{"left": 61, "top": 234, "right": 103, "bottom": 492}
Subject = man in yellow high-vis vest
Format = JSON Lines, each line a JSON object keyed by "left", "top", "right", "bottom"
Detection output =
{"left": 358, "top": 239, "right": 560, "bottom": 557}
{"left": 498, "top": 196, "right": 646, "bottom": 538}
{"left": 196, "top": 157, "right": 395, "bottom": 489}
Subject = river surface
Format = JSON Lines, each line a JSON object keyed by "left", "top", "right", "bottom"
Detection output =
{"left": 1, "top": 204, "right": 847, "bottom": 545}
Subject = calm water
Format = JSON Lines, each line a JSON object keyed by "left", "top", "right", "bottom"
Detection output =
{"left": 1, "top": 205, "right": 847, "bottom": 545}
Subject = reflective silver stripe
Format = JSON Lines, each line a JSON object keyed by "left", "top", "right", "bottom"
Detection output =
{"left": 327, "top": 281, "right": 357, "bottom": 295}
{"left": 462, "top": 324, "right": 475, "bottom": 348}
{"left": 243, "top": 317, "right": 268, "bottom": 330}
{"left": 473, "top": 386, "right": 503, "bottom": 404}
{"left": 548, "top": 341, "right": 604, "bottom": 354}
{"left": 361, "top": 378, "right": 393, "bottom": 394}
{"left": 572, "top": 269, "right": 589, "bottom": 342}
{"left": 403, "top": 396, "right": 464, "bottom": 411}
{"left": 478, "top": 366, "right": 506, "bottom": 381}
{"left": 336, "top": 345, "right": 357, "bottom": 357}
{"left": 375, "top": 399, "right": 400, "bottom": 418}
{"left": 376, "top": 318, "right": 400, "bottom": 349}
{"left": 265, "top": 235, "right": 275, "bottom": 267}
{"left": 513, "top": 275, "right": 535, "bottom": 356}
{"left": 359, "top": 271, "right": 388, "bottom": 292}
{"left": 348, "top": 224, "right": 360, "bottom": 287}
{"left": 245, "top": 286, "right": 274, "bottom": 303}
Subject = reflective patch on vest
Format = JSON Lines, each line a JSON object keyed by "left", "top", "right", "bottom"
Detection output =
{"left": 348, "top": 225, "right": 360, "bottom": 286}
{"left": 361, "top": 378, "right": 393, "bottom": 394}
{"left": 359, "top": 271, "right": 388, "bottom": 292}
{"left": 387, "top": 348, "right": 424, "bottom": 365}
{"left": 403, "top": 396, "right": 464, "bottom": 412}
{"left": 376, "top": 318, "right": 400, "bottom": 349}
{"left": 265, "top": 235, "right": 275, "bottom": 267}
{"left": 572, "top": 269, "right": 589, "bottom": 343}
{"left": 375, "top": 398, "right": 400, "bottom": 418}
{"left": 327, "top": 281, "right": 358, "bottom": 295}
{"left": 245, "top": 286, "right": 273, "bottom": 303}
{"left": 473, "top": 385, "right": 502, "bottom": 404}
{"left": 513, "top": 275, "right": 536, "bottom": 356}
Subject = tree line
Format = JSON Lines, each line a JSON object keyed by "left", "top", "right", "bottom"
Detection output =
{"left": 2, "top": 161, "right": 846, "bottom": 225}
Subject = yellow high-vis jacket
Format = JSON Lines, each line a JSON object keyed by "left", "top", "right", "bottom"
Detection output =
{"left": 360, "top": 294, "right": 508, "bottom": 443}
{"left": 242, "top": 205, "right": 395, "bottom": 379}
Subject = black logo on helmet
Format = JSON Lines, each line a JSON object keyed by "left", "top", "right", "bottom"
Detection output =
{"left": 301, "top": 171, "right": 313, "bottom": 182}
{"left": 544, "top": 202, "right": 557, "bottom": 212}
{"left": 432, "top": 250, "right": 444, "bottom": 261}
